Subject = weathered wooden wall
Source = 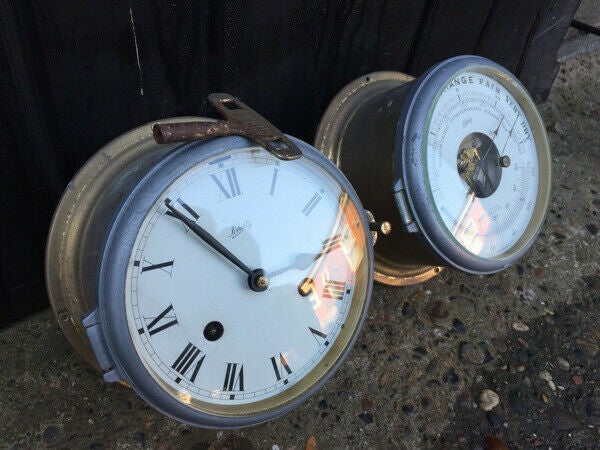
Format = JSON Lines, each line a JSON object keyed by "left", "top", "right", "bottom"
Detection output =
{"left": 0, "top": 0, "right": 580, "bottom": 326}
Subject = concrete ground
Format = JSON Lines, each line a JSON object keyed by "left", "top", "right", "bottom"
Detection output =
{"left": 1, "top": 17, "right": 599, "bottom": 450}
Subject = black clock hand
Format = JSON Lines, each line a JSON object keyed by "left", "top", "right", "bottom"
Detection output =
{"left": 164, "top": 199, "right": 267, "bottom": 292}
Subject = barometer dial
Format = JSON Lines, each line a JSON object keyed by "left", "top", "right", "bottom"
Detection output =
{"left": 426, "top": 71, "right": 539, "bottom": 258}
{"left": 397, "top": 55, "right": 551, "bottom": 273}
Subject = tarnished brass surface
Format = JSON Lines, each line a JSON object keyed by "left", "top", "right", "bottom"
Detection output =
{"left": 315, "top": 72, "right": 442, "bottom": 286}
{"left": 45, "top": 117, "right": 207, "bottom": 370}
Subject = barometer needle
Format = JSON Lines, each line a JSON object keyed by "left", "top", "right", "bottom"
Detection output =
{"left": 472, "top": 115, "right": 505, "bottom": 192}
{"left": 499, "top": 115, "right": 519, "bottom": 157}
{"left": 479, "top": 116, "right": 504, "bottom": 162}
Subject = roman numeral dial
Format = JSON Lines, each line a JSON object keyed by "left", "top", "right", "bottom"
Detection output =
{"left": 321, "top": 233, "right": 343, "bottom": 256}
{"left": 269, "top": 162, "right": 280, "bottom": 195}
{"left": 165, "top": 198, "right": 200, "bottom": 220}
{"left": 124, "top": 146, "right": 370, "bottom": 414}
{"left": 323, "top": 280, "right": 346, "bottom": 300}
{"left": 139, "top": 304, "right": 178, "bottom": 336}
{"left": 172, "top": 343, "right": 206, "bottom": 384}
{"left": 139, "top": 259, "right": 174, "bottom": 274}
{"left": 211, "top": 168, "right": 241, "bottom": 199}
{"left": 223, "top": 363, "right": 244, "bottom": 399}
{"left": 302, "top": 188, "right": 324, "bottom": 216}
{"left": 270, "top": 353, "right": 293, "bottom": 384}
{"left": 309, "top": 327, "right": 329, "bottom": 346}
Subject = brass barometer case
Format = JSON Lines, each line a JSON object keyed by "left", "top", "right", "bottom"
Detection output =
{"left": 46, "top": 94, "right": 379, "bottom": 428}
{"left": 316, "top": 55, "right": 551, "bottom": 286}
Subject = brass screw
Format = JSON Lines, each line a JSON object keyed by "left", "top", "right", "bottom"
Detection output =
{"left": 380, "top": 221, "right": 392, "bottom": 235}
{"left": 369, "top": 221, "right": 392, "bottom": 235}
{"left": 257, "top": 275, "right": 268, "bottom": 289}
{"left": 499, "top": 155, "right": 511, "bottom": 168}
{"left": 298, "top": 278, "right": 314, "bottom": 297}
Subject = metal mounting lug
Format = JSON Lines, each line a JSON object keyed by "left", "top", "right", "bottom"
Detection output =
{"left": 392, "top": 181, "right": 418, "bottom": 233}
{"left": 82, "top": 309, "right": 122, "bottom": 382}
{"left": 365, "top": 210, "right": 392, "bottom": 246}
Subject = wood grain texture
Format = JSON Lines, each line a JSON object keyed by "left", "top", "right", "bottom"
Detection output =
{"left": 407, "top": 0, "right": 495, "bottom": 75}
{"left": 518, "top": 0, "right": 581, "bottom": 101}
{"left": 312, "top": 0, "right": 427, "bottom": 135}
{"left": 475, "top": 0, "right": 546, "bottom": 73}
{"left": 0, "top": 0, "right": 578, "bottom": 325}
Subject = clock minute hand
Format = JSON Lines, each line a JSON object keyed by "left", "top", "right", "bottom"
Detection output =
{"left": 164, "top": 199, "right": 268, "bottom": 292}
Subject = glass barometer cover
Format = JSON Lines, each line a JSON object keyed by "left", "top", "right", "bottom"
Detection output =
{"left": 46, "top": 121, "right": 373, "bottom": 428}
{"left": 394, "top": 55, "right": 551, "bottom": 274}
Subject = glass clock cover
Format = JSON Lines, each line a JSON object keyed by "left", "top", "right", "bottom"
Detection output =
{"left": 394, "top": 55, "right": 551, "bottom": 274}
{"left": 97, "top": 135, "right": 373, "bottom": 427}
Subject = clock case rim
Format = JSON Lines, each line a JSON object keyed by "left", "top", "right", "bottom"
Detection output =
{"left": 97, "top": 132, "right": 374, "bottom": 428}
{"left": 45, "top": 117, "right": 195, "bottom": 369}
{"left": 393, "top": 55, "right": 552, "bottom": 274}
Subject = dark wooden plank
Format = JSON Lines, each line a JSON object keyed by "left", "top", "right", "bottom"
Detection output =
{"left": 407, "top": 0, "right": 495, "bottom": 76}
{"left": 335, "top": 0, "right": 429, "bottom": 84}
{"left": 29, "top": 1, "right": 168, "bottom": 173}
{"left": 311, "top": 0, "right": 427, "bottom": 138}
{"left": 215, "top": 0, "right": 428, "bottom": 140}
{"left": 475, "top": 0, "right": 546, "bottom": 73}
{"left": 0, "top": 136, "right": 49, "bottom": 327}
{"left": 374, "top": 0, "right": 429, "bottom": 71}
{"left": 518, "top": 0, "right": 581, "bottom": 101}
{"left": 214, "top": 0, "right": 332, "bottom": 140}
{"left": 27, "top": 1, "right": 146, "bottom": 173}
{"left": 27, "top": 0, "right": 213, "bottom": 174}
{"left": 135, "top": 1, "right": 211, "bottom": 117}
{"left": 0, "top": 0, "right": 580, "bottom": 326}
{"left": 0, "top": 1, "right": 64, "bottom": 201}
{"left": 310, "top": 0, "right": 367, "bottom": 136}
{"left": 0, "top": 1, "right": 62, "bottom": 327}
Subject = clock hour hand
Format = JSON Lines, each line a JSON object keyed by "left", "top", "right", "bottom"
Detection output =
{"left": 164, "top": 199, "right": 268, "bottom": 292}
{"left": 268, "top": 233, "right": 342, "bottom": 278}
{"left": 268, "top": 253, "right": 319, "bottom": 278}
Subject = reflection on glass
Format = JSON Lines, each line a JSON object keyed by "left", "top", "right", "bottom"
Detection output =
{"left": 304, "top": 193, "right": 367, "bottom": 331}
{"left": 125, "top": 146, "right": 372, "bottom": 413}
{"left": 452, "top": 192, "right": 491, "bottom": 255}
{"left": 177, "top": 390, "right": 192, "bottom": 404}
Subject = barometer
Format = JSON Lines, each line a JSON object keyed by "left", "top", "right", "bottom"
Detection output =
{"left": 316, "top": 55, "right": 551, "bottom": 285}
{"left": 46, "top": 94, "right": 377, "bottom": 427}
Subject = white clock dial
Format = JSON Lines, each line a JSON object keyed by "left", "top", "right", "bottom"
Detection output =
{"left": 124, "top": 146, "right": 370, "bottom": 413}
{"left": 426, "top": 70, "right": 539, "bottom": 258}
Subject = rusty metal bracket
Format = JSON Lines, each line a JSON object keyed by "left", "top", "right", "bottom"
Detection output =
{"left": 152, "top": 93, "right": 302, "bottom": 160}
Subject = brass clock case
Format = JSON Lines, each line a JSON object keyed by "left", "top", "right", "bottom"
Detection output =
{"left": 45, "top": 117, "right": 206, "bottom": 369}
{"left": 315, "top": 72, "right": 443, "bottom": 286}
